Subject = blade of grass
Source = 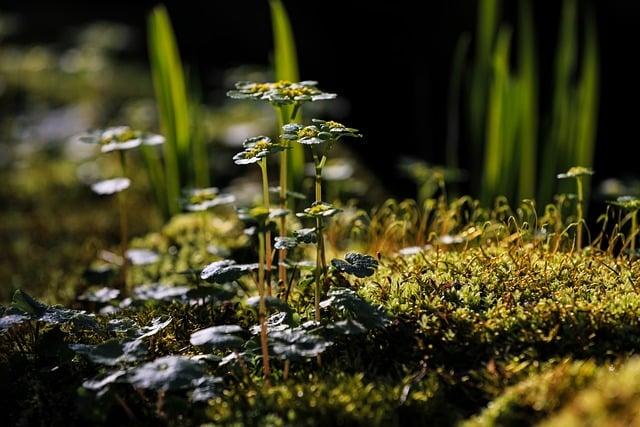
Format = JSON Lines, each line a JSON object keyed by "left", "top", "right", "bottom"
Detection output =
{"left": 481, "top": 26, "right": 512, "bottom": 205}
{"left": 148, "top": 5, "right": 191, "bottom": 217}
{"left": 517, "top": 0, "right": 537, "bottom": 202}
{"left": 270, "top": 0, "right": 304, "bottom": 192}
{"left": 446, "top": 33, "right": 470, "bottom": 170}
{"left": 539, "top": 0, "right": 577, "bottom": 204}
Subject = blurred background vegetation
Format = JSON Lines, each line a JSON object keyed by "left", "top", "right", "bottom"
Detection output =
{"left": 1, "top": 0, "right": 639, "bottom": 302}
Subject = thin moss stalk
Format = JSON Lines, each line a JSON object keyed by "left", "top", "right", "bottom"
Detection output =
{"left": 313, "top": 155, "right": 326, "bottom": 323}
{"left": 575, "top": 175, "right": 584, "bottom": 250}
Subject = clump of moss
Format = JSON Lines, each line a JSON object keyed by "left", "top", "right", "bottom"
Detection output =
{"left": 464, "top": 360, "right": 599, "bottom": 426}
{"left": 205, "top": 372, "right": 454, "bottom": 427}
{"left": 540, "top": 357, "right": 640, "bottom": 427}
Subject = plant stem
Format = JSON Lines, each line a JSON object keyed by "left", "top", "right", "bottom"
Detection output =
{"left": 632, "top": 210, "right": 638, "bottom": 258}
{"left": 257, "top": 231, "right": 271, "bottom": 382}
{"left": 313, "top": 158, "right": 326, "bottom": 323}
{"left": 576, "top": 176, "right": 584, "bottom": 250}
{"left": 277, "top": 107, "right": 289, "bottom": 294}
{"left": 260, "top": 159, "right": 273, "bottom": 296}
{"left": 118, "top": 150, "right": 129, "bottom": 293}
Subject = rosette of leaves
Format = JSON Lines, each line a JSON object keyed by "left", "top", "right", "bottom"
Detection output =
{"left": 181, "top": 187, "right": 236, "bottom": 212}
{"left": 79, "top": 125, "right": 165, "bottom": 153}
{"left": 331, "top": 252, "right": 379, "bottom": 278}
{"left": 127, "top": 356, "right": 206, "bottom": 391}
{"left": 296, "top": 202, "right": 341, "bottom": 219}
{"left": 282, "top": 120, "right": 361, "bottom": 147}
{"left": 233, "top": 136, "right": 287, "bottom": 165}
{"left": 227, "top": 80, "right": 336, "bottom": 106}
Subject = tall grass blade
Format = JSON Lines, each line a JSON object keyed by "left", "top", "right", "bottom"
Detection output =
{"left": 446, "top": 33, "right": 470, "bottom": 170}
{"left": 481, "top": 26, "right": 513, "bottom": 204}
{"left": 539, "top": 0, "right": 577, "bottom": 204}
{"left": 516, "top": 0, "right": 537, "bottom": 201}
{"left": 269, "top": 0, "right": 304, "bottom": 191}
{"left": 148, "top": 5, "right": 191, "bottom": 216}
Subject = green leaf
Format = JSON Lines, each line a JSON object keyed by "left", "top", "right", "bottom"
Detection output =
{"left": 128, "top": 356, "right": 205, "bottom": 391}
{"left": 331, "top": 252, "right": 379, "bottom": 278}
{"left": 200, "top": 260, "right": 258, "bottom": 284}
{"left": 270, "top": 327, "right": 333, "bottom": 360}
{"left": 320, "top": 287, "right": 388, "bottom": 330}
{"left": 190, "top": 325, "right": 244, "bottom": 350}
{"left": 70, "top": 339, "right": 147, "bottom": 366}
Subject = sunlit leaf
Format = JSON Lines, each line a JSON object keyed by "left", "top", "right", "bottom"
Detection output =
{"left": 91, "top": 177, "right": 131, "bottom": 195}
{"left": 128, "top": 355, "right": 205, "bottom": 391}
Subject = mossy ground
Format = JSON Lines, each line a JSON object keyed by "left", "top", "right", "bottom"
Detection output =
{"left": 2, "top": 156, "right": 640, "bottom": 426}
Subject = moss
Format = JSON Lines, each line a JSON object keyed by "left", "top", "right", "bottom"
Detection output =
{"left": 463, "top": 360, "right": 599, "bottom": 426}
{"left": 205, "top": 372, "right": 453, "bottom": 427}
{"left": 540, "top": 358, "right": 640, "bottom": 427}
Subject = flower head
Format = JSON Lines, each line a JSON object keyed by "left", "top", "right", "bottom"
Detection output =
{"left": 557, "top": 166, "right": 594, "bottom": 179}
{"left": 296, "top": 202, "right": 341, "bottom": 219}
{"left": 227, "top": 80, "right": 336, "bottom": 106}
{"left": 233, "top": 136, "right": 287, "bottom": 165}
{"left": 281, "top": 120, "right": 361, "bottom": 146}
{"left": 181, "top": 187, "right": 235, "bottom": 212}
{"left": 80, "top": 126, "right": 164, "bottom": 153}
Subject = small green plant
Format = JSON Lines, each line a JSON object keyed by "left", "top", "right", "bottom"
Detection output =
{"left": 228, "top": 80, "right": 336, "bottom": 289}
{"left": 146, "top": 5, "right": 209, "bottom": 219}
{"left": 233, "top": 135, "right": 287, "bottom": 381}
{"left": 557, "top": 166, "right": 594, "bottom": 249}
{"left": 283, "top": 119, "right": 362, "bottom": 322}
{"left": 80, "top": 126, "right": 164, "bottom": 291}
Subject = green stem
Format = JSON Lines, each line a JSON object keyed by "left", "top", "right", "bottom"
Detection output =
{"left": 313, "top": 158, "right": 326, "bottom": 322}
{"left": 632, "top": 210, "right": 637, "bottom": 258}
{"left": 260, "top": 159, "right": 273, "bottom": 296}
{"left": 277, "top": 106, "right": 289, "bottom": 292}
{"left": 257, "top": 231, "right": 271, "bottom": 381}
{"left": 576, "top": 176, "right": 584, "bottom": 250}
{"left": 118, "top": 151, "right": 129, "bottom": 293}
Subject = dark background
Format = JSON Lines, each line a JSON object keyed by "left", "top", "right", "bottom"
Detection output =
{"left": 2, "top": 0, "right": 639, "bottom": 198}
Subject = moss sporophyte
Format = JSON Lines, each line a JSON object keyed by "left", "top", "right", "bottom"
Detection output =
{"left": 557, "top": 166, "right": 594, "bottom": 250}
{"left": 228, "top": 80, "right": 336, "bottom": 290}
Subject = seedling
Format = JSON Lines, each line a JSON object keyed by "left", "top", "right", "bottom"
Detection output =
{"left": 557, "top": 166, "right": 594, "bottom": 249}
{"left": 80, "top": 126, "right": 165, "bottom": 292}
{"left": 228, "top": 80, "right": 336, "bottom": 289}
{"left": 285, "top": 119, "right": 362, "bottom": 322}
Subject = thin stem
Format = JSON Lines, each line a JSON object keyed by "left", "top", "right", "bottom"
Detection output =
{"left": 632, "top": 210, "right": 638, "bottom": 258}
{"left": 257, "top": 231, "right": 271, "bottom": 382}
{"left": 260, "top": 159, "right": 273, "bottom": 296}
{"left": 313, "top": 158, "right": 326, "bottom": 323}
{"left": 576, "top": 177, "right": 584, "bottom": 250}
{"left": 277, "top": 106, "right": 289, "bottom": 293}
{"left": 118, "top": 150, "right": 129, "bottom": 293}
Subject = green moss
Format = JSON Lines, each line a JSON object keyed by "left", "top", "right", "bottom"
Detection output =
{"left": 205, "top": 372, "right": 453, "bottom": 427}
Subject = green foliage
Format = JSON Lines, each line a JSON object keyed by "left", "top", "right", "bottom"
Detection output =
{"left": 462, "top": 0, "right": 599, "bottom": 206}
{"left": 331, "top": 252, "right": 379, "bottom": 278}
{"left": 147, "top": 5, "right": 209, "bottom": 219}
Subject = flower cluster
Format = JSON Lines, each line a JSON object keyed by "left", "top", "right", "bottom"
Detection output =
{"left": 80, "top": 126, "right": 164, "bottom": 153}
{"left": 281, "top": 119, "right": 361, "bottom": 146}
{"left": 227, "top": 80, "right": 336, "bottom": 106}
{"left": 233, "top": 136, "right": 287, "bottom": 165}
